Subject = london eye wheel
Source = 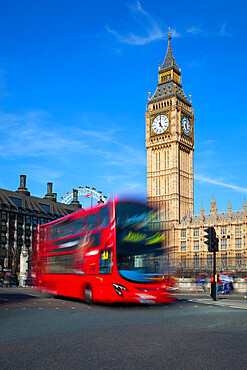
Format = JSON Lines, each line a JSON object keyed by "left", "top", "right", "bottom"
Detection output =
{"left": 60, "top": 186, "right": 107, "bottom": 206}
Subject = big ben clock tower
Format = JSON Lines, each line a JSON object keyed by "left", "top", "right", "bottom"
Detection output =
{"left": 146, "top": 29, "right": 194, "bottom": 231}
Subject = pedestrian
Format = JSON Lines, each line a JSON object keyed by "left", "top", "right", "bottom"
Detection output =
{"left": 4, "top": 271, "right": 11, "bottom": 287}
{"left": 216, "top": 274, "right": 222, "bottom": 295}
{"left": 220, "top": 274, "right": 230, "bottom": 294}
{"left": 0, "top": 270, "right": 4, "bottom": 287}
{"left": 228, "top": 275, "right": 234, "bottom": 294}
{"left": 195, "top": 276, "right": 201, "bottom": 292}
{"left": 201, "top": 277, "right": 206, "bottom": 292}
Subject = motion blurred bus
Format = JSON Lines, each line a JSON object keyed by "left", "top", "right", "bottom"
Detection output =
{"left": 32, "top": 199, "right": 175, "bottom": 304}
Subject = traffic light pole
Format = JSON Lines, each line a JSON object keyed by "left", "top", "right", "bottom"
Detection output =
{"left": 204, "top": 227, "right": 218, "bottom": 301}
{"left": 211, "top": 249, "right": 217, "bottom": 301}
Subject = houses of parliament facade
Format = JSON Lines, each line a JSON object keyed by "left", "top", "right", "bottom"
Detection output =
{"left": 146, "top": 30, "right": 246, "bottom": 269}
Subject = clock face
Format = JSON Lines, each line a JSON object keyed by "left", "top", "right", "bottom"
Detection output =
{"left": 181, "top": 116, "right": 191, "bottom": 136}
{"left": 152, "top": 114, "right": 169, "bottom": 134}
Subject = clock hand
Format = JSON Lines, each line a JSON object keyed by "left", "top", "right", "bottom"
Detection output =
{"left": 159, "top": 116, "right": 162, "bottom": 127}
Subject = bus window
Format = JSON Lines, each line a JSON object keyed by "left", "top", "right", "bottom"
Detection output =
{"left": 79, "top": 216, "right": 88, "bottom": 233}
{"left": 88, "top": 211, "right": 100, "bottom": 231}
{"left": 71, "top": 218, "right": 80, "bottom": 235}
{"left": 64, "top": 219, "right": 75, "bottom": 237}
{"left": 47, "top": 253, "right": 73, "bottom": 274}
{"left": 99, "top": 249, "right": 112, "bottom": 274}
{"left": 99, "top": 207, "right": 110, "bottom": 229}
{"left": 52, "top": 220, "right": 67, "bottom": 240}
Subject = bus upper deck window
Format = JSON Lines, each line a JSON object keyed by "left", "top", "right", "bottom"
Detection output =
{"left": 87, "top": 214, "right": 96, "bottom": 231}
{"left": 99, "top": 207, "right": 110, "bottom": 228}
{"left": 88, "top": 211, "right": 100, "bottom": 231}
{"left": 80, "top": 217, "right": 88, "bottom": 233}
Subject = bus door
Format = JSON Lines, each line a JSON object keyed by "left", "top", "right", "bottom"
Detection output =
{"left": 99, "top": 249, "right": 112, "bottom": 274}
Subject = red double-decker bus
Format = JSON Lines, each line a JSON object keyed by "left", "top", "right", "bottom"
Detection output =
{"left": 32, "top": 199, "right": 175, "bottom": 304}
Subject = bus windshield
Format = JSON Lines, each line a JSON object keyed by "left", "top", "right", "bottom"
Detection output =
{"left": 116, "top": 202, "right": 165, "bottom": 283}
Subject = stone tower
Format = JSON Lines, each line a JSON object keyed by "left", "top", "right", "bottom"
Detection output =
{"left": 146, "top": 29, "right": 195, "bottom": 232}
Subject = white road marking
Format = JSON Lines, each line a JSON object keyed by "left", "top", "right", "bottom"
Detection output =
{"left": 187, "top": 298, "right": 247, "bottom": 310}
{"left": 229, "top": 305, "right": 247, "bottom": 310}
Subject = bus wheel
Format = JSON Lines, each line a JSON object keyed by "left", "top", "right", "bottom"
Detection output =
{"left": 85, "top": 285, "right": 94, "bottom": 304}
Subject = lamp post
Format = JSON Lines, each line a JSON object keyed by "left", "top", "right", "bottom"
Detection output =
{"left": 19, "top": 245, "right": 29, "bottom": 287}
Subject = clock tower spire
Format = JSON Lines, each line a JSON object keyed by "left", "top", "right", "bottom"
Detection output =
{"left": 146, "top": 30, "right": 195, "bottom": 231}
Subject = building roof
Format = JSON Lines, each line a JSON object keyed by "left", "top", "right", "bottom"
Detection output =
{"left": 0, "top": 188, "right": 78, "bottom": 217}
{"left": 149, "top": 30, "right": 190, "bottom": 106}
{"left": 159, "top": 30, "right": 180, "bottom": 74}
{"left": 181, "top": 210, "right": 244, "bottom": 226}
{"left": 150, "top": 81, "right": 190, "bottom": 105}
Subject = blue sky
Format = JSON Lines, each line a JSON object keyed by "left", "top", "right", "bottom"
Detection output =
{"left": 0, "top": 0, "right": 246, "bottom": 214}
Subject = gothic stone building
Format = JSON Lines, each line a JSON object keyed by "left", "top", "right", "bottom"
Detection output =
{"left": 177, "top": 196, "right": 247, "bottom": 269}
{"left": 146, "top": 30, "right": 247, "bottom": 270}
{"left": 0, "top": 175, "right": 81, "bottom": 271}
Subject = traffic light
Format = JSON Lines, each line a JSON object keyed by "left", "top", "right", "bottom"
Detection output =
{"left": 204, "top": 227, "right": 218, "bottom": 252}
{"left": 204, "top": 227, "right": 213, "bottom": 251}
{"left": 212, "top": 233, "right": 219, "bottom": 252}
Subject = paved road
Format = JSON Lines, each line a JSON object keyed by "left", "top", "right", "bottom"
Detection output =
{"left": 1, "top": 288, "right": 247, "bottom": 369}
{"left": 177, "top": 291, "right": 247, "bottom": 310}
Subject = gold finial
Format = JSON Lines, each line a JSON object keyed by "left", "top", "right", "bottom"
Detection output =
{"left": 189, "top": 94, "right": 192, "bottom": 103}
{"left": 168, "top": 27, "right": 171, "bottom": 40}
{"left": 148, "top": 90, "right": 151, "bottom": 100}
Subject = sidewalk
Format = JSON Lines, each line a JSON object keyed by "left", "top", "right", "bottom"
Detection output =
{"left": 177, "top": 290, "right": 247, "bottom": 310}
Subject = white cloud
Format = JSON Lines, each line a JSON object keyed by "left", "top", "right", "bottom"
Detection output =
{"left": 187, "top": 26, "right": 203, "bottom": 35}
{"left": 195, "top": 174, "right": 247, "bottom": 193}
{"left": 0, "top": 110, "right": 87, "bottom": 158}
{"left": 170, "top": 28, "right": 181, "bottom": 38}
{"left": 219, "top": 22, "right": 231, "bottom": 37}
{"left": 106, "top": 24, "right": 163, "bottom": 46}
{"left": 73, "top": 125, "right": 146, "bottom": 168}
{"left": 0, "top": 109, "right": 146, "bottom": 190}
{"left": 106, "top": 1, "right": 174, "bottom": 46}
{"left": 186, "top": 22, "right": 231, "bottom": 38}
